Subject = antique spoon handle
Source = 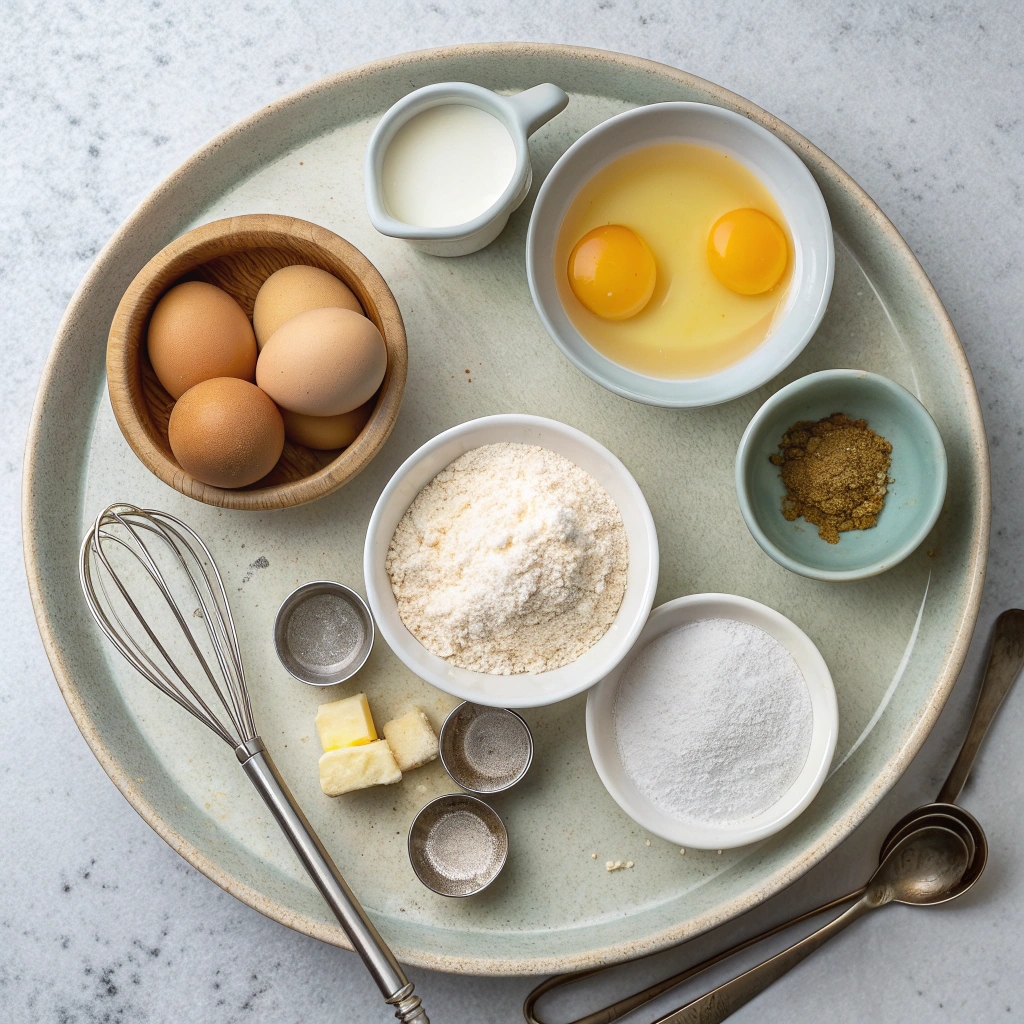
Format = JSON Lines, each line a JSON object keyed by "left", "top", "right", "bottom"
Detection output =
{"left": 652, "top": 896, "right": 876, "bottom": 1024}
{"left": 522, "top": 887, "right": 866, "bottom": 1024}
{"left": 938, "top": 608, "right": 1024, "bottom": 804}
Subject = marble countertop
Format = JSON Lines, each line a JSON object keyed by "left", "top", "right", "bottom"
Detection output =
{"left": 3, "top": 1, "right": 1022, "bottom": 1021}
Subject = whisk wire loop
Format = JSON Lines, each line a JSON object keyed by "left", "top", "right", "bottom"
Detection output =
{"left": 147, "top": 515, "right": 256, "bottom": 739}
{"left": 79, "top": 504, "right": 257, "bottom": 747}
{"left": 91, "top": 556, "right": 233, "bottom": 743}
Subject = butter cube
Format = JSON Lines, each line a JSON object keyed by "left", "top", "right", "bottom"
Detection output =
{"left": 382, "top": 707, "right": 438, "bottom": 771}
{"left": 316, "top": 693, "right": 377, "bottom": 752}
{"left": 318, "top": 741, "right": 402, "bottom": 796}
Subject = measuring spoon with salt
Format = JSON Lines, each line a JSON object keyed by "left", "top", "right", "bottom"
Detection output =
{"left": 406, "top": 704, "right": 532, "bottom": 897}
{"left": 439, "top": 702, "right": 534, "bottom": 794}
{"left": 408, "top": 793, "right": 509, "bottom": 898}
{"left": 274, "top": 581, "right": 375, "bottom": 686}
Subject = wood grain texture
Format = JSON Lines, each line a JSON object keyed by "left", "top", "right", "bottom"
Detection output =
{"left": 106, "top": 214, "right": 407, "bottom": 510}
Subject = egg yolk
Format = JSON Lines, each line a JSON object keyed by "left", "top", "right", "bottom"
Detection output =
{"left": 568, "top": 225, "right": 657, "bottom": 320}
{"left": 707, "top": 208, "right": 788, "bottom": 296}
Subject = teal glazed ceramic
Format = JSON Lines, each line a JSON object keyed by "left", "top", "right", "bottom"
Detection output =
{"left": 736, "top": 370, "right": 948, "bottom": 581}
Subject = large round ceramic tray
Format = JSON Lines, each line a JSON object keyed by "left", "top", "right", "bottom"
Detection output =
{"left": 24, "top": 44, "right": 989, "bottom": 975}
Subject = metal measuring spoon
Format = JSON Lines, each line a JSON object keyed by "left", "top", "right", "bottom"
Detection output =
{"left": 524, "top": 824, "right": 980, "bottom": 1024}
{"left": 882, "top": 810, "right": 974, "bottom": 864}
{"left": 407, "top": 793, "right": 509, "bottom": 897}
{"left": 880, "top": 804, "right": 987, "bottom": 900}
{"left": 439, "top": 702, "right": 534, "bottom": 794}
{"left": 659, "top": 825, "right": 971, "bottom": 1023}
{"left": 871, "top": 607, "right": 1023, "bottom": 890}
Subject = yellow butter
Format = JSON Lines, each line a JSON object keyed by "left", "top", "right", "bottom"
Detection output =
{"left": 316, "top": 693, "right": 377, "bottom": 751}
{"left": 318, "top": 741, "right": 402, "bottom": 796}
{"left": 382, "top": 708, "right": 438, "bottom": 772}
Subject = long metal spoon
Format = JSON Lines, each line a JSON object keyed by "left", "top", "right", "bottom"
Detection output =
{"left": 652, "top": 825, "right": 971, "bottom": 1023}
{"left": 938, "top": 607, "right": 1024, "bottom": 803}
{"left": 524, "top": 608, "right": 1023, "bottom": 1024}
{"left": 523, "top": 816, "right": 980, "bottom": 1024}
{"left": 873, "top": 606, "right": 1024, "bottom": 886}
{"left": 873, "top": 606, "right": 1024, "bottom": 860}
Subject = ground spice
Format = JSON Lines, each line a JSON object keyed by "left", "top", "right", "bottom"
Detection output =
{"left": 769, "top": 412, "right": 893, "bottom": 544}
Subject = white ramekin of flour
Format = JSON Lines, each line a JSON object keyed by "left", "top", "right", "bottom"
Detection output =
{"left": 363, "top": 414, "right": 659, "bottom": 708}
{"left": 586, "top": 593, "right": 837, "bottom": 849}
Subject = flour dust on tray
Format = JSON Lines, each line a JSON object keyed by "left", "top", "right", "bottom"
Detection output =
{"left": 385, "top": 442, "right": 628, "bottom": 674}
{"left": 613, "top": 618, "right": 813, "bottom": 826}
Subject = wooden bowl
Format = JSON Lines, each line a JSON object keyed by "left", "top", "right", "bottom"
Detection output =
{"left": 106, "top": 214, "right": 407, "bottom": 510}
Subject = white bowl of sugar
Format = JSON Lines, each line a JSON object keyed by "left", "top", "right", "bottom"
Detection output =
{"left": 363, "top": 414, "right": 659, "bottom": 708}
{"left": 587, "top": 593, "right": 837, "bottom": 849}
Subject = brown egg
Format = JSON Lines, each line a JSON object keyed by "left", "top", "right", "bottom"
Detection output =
{"left": 253, "top": 265, "right": 362, "bottom": 349}
{"left": 256, "top": 307, "right": 387, "bottom": 416}
{"left": 147, "top": 281, "right": 257, "bottom": 399}
{"left": 282, "top": 400, "right": 374, "bottom": 450}
{"left": 168, "top": 377, "right": 284, "bottom": 488}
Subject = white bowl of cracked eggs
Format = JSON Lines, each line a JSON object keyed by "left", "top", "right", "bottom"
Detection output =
{"left": 363, "top": 414, "right": 659, "bottom": 708}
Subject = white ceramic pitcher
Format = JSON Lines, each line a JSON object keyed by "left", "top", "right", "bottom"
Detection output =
{"left": 365, "top": 82, "right": 569, "bottom": 257}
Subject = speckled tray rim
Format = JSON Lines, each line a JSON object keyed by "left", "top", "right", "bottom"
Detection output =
{"left": 22, "top": 43, "right": 991, "bottom": 976}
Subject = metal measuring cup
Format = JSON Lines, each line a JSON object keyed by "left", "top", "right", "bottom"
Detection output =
{"left": 408, "top": 703, "right": 533, "bottom": 896}
{"left": 273, "top": 581, "right": 374, "bottom": 686}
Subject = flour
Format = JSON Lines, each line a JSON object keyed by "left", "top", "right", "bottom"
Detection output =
{"left": 613, "top": 618, "right": 813, "bottom": 826}
{"left": 385, "top": 443, "right": 628, "bottom": 675}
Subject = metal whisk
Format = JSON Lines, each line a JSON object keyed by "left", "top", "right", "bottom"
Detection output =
{"left": 80, "top": 503, "right": 427, "bottom": 1024}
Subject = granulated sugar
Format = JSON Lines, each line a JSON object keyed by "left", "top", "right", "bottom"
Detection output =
{"left": 386, "top": 442, "right": 627, "bottom": 674}
{"left": 613, "top": 618, "right": 813, "bottom": 826}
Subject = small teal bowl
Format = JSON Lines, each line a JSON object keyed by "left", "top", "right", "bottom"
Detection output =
{"left": 736, "top": 370, "right": 947, "bottom": 581}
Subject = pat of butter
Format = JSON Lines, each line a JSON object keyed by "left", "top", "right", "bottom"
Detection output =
{"left": 316, "top": 693, "right": 377, "bottom": 751}
{"left": 318, "top": 741, "right": 402, "bottom": 796}
{"left": 382, "top": 708, "right": 439, "bottom": 772}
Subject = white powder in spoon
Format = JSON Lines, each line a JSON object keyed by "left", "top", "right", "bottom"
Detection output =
{"left": 613, "top": 618, "right": 813, "bottom": 826}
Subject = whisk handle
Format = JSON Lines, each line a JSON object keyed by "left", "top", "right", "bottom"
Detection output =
{"left": 237, "top": 739, "right": 428, "bottom": 1024}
